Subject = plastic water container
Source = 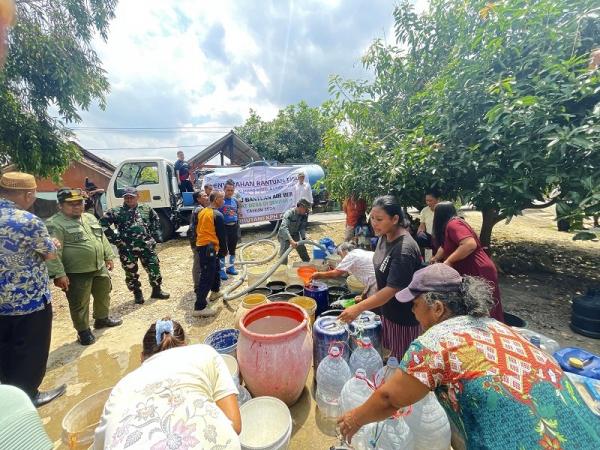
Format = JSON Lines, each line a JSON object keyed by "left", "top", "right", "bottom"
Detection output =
{"left": 61, "top": 388, "right": 112, "bottom": 449}
{"left": 376, "top": 418, "right": 415, "bottom": 450}
{"left": 313, "top": 315, "right": 350, "bottom": 372}
{"left": 514, "top": 327, "right": 560, "bottom": 354}
{"left": 340, "top": 369, "right": 374, "bottom": 413}
{"left": 204, "top": 328, "right": 240, "bottom": 356}
{"left": 348, "top": 311, "right": 383, "bottom": 356}
{"left": 289, "top": 296, "right": 317, "bottom": 326}
{"left": 374, "top": 357, "right": 400, "bottom": 388}
{"left": 349, "top": 337, "right": 383, "bottom": 381}
{"left": 404, "top": 392, "right": 451, "bottom": 450}
{"left": 304, "top": 281, "right": 329, "bottom": 317}
{"left": 316, "top": 347, "right": 352, "bottom": 418}
{"left": 247, "top": 266, "right": 269, "bottom": 286}
{"left": 182, "top": 191, "right": 194, "bottom": 206}
{"left": 239, "top": 396, "right": 292, "bottom": 450}
{"left": 237, "top": 383, "right": 252, "bottom": 406}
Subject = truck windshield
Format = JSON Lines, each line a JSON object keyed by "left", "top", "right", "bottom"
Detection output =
{"left": 114, "top": 162, "right": 159, "bottom": 197}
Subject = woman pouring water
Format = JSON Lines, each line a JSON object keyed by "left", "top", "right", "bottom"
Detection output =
{"left": 339, "top": 196, "right": 422, "bottom": 359}
{"left": 94, "top": 318, "right": 241, "bottom": 449}
{"left": 338, "top": 264, "right": 600, "bottom": 450}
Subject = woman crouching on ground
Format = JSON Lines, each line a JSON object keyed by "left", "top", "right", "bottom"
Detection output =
{"left": 339, "top": 195, "right": 422, "bottom": 359}
{"left": 94, "top": 318, "right": 241, "bottom": 450}
{"left": 338, "top": 264, "right": 600, "bottom": 450}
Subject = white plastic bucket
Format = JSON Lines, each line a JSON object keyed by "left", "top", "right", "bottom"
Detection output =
{"left": 239, "top": 396, "right": 292, "bottom": 450}
{"left": 247, "top": 266, "right": 269, "bottom": 287}
{"left": 61, "top": 388, "right": 112, "bottom": 449}
{"left": 220, "top": 354, "right": 240, "bottom": 384}
{"left": 270, "top": 266, "right": 288, "bottom": 283}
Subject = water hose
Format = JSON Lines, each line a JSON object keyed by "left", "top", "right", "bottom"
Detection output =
{"left": 220, "top": 221, "right": 330, "bottom": 302}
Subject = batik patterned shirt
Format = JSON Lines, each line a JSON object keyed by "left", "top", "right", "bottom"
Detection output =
{"left": 401, "top": 316, "right": 600, "bottom": 450}
{"left": 0, "top": 198, "right": 55, "bottom": 316}
{"left": 400, "top": 316, "right": 600, "bottom": 450}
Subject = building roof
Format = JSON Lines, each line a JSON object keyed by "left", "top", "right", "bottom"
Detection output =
{"left": 188, "top": 131, "right": 262, "bottom": 166}
{"left": 70, "top": 141, "right": 115, "bottom": 177}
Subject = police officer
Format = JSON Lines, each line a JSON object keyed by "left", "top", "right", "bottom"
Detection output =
{"left": 99, "top": 186, "right": 170, "bottom": 304}
{"left": 278, "top": 198, "right": 312, "bottom": 265}
{"left": 46, "top": 188, "right": 122, "bottom": 345}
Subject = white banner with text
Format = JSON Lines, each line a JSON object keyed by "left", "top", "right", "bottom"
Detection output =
{"left": 203, "top": 166, "right": 302, "bottom": 224}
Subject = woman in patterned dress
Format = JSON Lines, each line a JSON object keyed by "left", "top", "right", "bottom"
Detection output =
{"left": 338, "top": 264, "right": 600, "bottom": 450}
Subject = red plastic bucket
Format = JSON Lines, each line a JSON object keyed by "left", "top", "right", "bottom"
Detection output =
{"left": 237, "top": 302, "right": 313, "bottom": 406}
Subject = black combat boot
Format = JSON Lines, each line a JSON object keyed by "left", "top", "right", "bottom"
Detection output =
{"left": 94, "top": 316, "right": 123, "bottom": 329}
{"left": 77, "top": 328, "right": 96, "bottom": 346}
{"left": 133, "top": 289, "right": 145, "bottom": 304}
{"left": 151, "top": 286, "right": 170, "bottom": 299}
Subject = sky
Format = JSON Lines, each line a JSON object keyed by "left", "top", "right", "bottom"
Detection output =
{"left": 73, "top": 0, "right": 427, "bottom": 165}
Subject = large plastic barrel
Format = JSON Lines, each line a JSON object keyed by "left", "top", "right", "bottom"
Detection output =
{"left": 237, "top": 302, "right": 313, "bottom": 406}
{"left": 313, "top": 315, "right": 350, "bottom": 372}
{"left": 304, "top": 281, "right": 329, "bottom": 317}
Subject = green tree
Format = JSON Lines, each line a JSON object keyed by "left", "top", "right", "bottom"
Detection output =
{"left": 0, "top": 0, "right": 117, "bottom": 179}
{"left": 320, "top": 0, "right": 600, "bottom": 247}
{"left": 235, "top": 101, "right": 335, "bottom": 163}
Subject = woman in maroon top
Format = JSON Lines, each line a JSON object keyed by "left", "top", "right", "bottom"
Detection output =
{"left": 430, "top": 202, "right": 504, "bottom": 322}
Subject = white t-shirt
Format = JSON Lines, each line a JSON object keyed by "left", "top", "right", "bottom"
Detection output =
{"left": 94, "top": 344, "right": 240, "bottom": 450}
{"left": 292, "top": 181, "right": 313, "bottom": 204}
{"left": 336, "top": 249, "right": 377, "bottom": 295}
{"left": 420, "top": 206, "right": 435, "bottom": 233}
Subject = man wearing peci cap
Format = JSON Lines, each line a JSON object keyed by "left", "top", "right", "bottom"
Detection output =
{"left": 46, "top": 188, "right": 122, "bottom": 346}
{"left": 0, "top": 172, "right": 66, "bottom": 407}
{"left": 99, "top": 186, "right": 170, "bottom": 304}
{"left": 278, "top": 198, "right": 312, "bottom": 264}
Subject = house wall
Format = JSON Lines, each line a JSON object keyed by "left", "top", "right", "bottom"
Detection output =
{"left": 36, "top": 160, "right": 112, "bottom": 191}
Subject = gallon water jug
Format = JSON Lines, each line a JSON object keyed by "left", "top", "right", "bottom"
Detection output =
{"left": 340, "top": 369, "right": 373, "bottom": 413}
{"left": 349, "top": 337, "right": 383, "bottom": 381}
{"left": 237, "top": 383, "right": 252, "bottom": 406}
{"left": 375, "top": 417, "right": 415, "bottom": 450}
{"left": 316, "top": 347, "right": 352, "bottom": 418}
{"left": 404, "top": 392, "right": 451, "bottom": 450}
{"left": 374, "top": 357, "right": 400, "bottom": 388}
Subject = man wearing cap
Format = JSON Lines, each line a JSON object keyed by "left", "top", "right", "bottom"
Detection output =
{"left": 99, "top": 186, "right": 170, "bottom": 304}
{"left": 46, "top": 188, "right": 122, "bottom": 346}
{"left": 0, "top": 171, "right": 66, "bottom": 407}
{"left": 278, "top": 199, "right": 311, "bottom": 265}
{"left": 291, "top": 172, "right": 313, "bottom": 206}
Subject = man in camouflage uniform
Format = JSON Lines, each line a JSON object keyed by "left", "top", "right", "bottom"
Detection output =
{"left": 99, "top": 186, "right": 170, "bottom": 304}
{"left": 46, "top": 188, "right": 122, "bottom": 345}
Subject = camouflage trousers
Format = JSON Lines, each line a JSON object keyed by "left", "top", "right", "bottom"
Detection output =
{"left": 118, "top": 246, "right": 162, "bottom": 291}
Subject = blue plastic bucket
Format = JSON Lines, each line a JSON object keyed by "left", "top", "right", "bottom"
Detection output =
{"left": 182, "top": 191, "right": 194, "bottom": 206}
{"left": 204, "top": 328, "right": 239, "bottom": 356}
{"left": 304, "top": 282, "right": 329, "bottom": 317}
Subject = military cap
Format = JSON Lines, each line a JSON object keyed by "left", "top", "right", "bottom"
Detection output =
{"left": 123, "top": 186, "right": 138, "bottom": 197}
{"left": 0, "top": 172, "right": 37, "bottom": 190}
{"left": 297, "top": 198, "right": 311, "bottom": 209}
{"left": 57, "top": 187, "right": 85, "bottom": 203}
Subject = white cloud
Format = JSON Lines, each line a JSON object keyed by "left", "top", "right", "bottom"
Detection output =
{"left": 75, "top": 0, "right": 396, "bottom": 163}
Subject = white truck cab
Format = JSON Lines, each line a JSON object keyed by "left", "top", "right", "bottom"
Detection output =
{"left": 106, "top": 157, "right": 187, "bottom": 241}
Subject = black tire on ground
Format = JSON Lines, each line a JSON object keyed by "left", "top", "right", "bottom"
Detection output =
{"left": 157, "top": 212, "right": 175, "bottom": 242}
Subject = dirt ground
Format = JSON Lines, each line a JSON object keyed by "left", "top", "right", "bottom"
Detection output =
{"left": 38, "top": 209, "right": 599, "bottom": 449}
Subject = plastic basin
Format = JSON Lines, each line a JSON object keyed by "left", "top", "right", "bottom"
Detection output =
{"left": 204, "top": 328, "right": 240, "bottom": 356}
{"left": 239, "top": 396, "right": 292, "bottom": 450}
{"left": 62, "top": 388, "right": 112, "bottom": 449}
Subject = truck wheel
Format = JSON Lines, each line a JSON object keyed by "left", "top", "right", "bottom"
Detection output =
{"left": 157, "top": 212, "right": 175, "bottom": 242}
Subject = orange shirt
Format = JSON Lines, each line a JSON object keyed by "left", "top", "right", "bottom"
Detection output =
{"left": 195, "top": 207, "right": 219, "bottom": 250}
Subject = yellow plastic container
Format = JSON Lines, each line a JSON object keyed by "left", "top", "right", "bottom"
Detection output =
{"left": 62, "top": 388, "right": 112, "bottom": 449}
{"left": 290, "top": 296, "right": 317, "bottom": 326}
{"left": 346, "top": 275, "right": 365, "bottom": 293}
{"left": 235, "top": 294, "right": 269, "bottom": 328}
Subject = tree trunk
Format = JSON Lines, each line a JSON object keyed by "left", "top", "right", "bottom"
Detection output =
{"left": 480, "top": 208, "right": 503, "bottom": 251}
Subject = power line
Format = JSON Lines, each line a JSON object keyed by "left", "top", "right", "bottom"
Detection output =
{"left": 71, "top": 126, "right": 234, "bottom": 131}
{"left": 87, "top": 143, "right": 212, "bottom": 151}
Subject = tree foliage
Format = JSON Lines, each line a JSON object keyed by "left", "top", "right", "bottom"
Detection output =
{"left": 235, "top": 101, "right": 335, "bottom": 163}
{"left": 0, "top": 0, "right": 117, "bottom": 179}
{"left": 319, "top": 0, "right": 600, "bottom": 246}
